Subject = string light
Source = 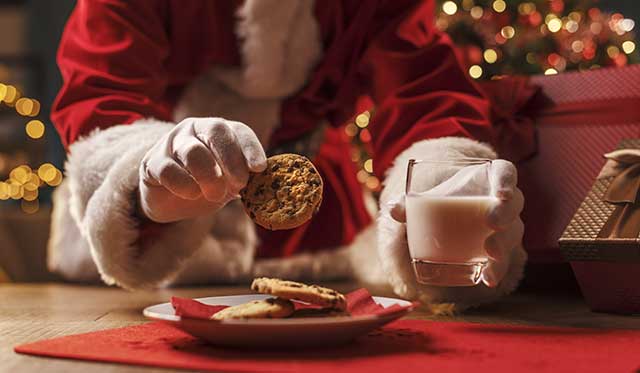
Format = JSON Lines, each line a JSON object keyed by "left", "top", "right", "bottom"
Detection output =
{"left": 470, "top": 6, "right": 483, "bottom": 19}
{"left": 355, "top": 112, "right": 369, "bottom": 128}
{"left": 469, "top": 65, "right": 483, "bottom": 79}
{"left": 500, "top": 26, "right": 516, "bottom": 39}
{"left": 622, "top": 41, "right": 636, "bottom": 54}
{"left": 547, "top": 18, "right": 562, "bottom": 33}
{"left": 25, "top": 120, "right": 45, "bottom": 139}
{"left": 363, "top": 159, "right": 373, "bottom": 173}
{"left": 492, "top": 0, "right": 506, "bottom": 13}
{"left": 344, "top": 123, "right": 358, "bottom": 137}
{"left": 442, "top": 1, "right": 458, "bottom": 16}
{"left": 544, "top": 68, "right": 559, "bottom": 75}
{"left": 484, "top": 49, "right": 498, "bottom": 63}
{"left": 606, "top": 45, "right": 620, "bottom": 58}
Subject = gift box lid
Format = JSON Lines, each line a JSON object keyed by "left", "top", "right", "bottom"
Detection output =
{"left": 559, "top": 139, "right": 640, "bottom": 262}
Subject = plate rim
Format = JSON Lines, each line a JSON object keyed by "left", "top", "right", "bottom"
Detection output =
{"left": 143, "top": 294, "right": 414, "bottom": 326}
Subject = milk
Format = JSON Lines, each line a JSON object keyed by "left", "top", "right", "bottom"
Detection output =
{"left": 405, "top": 193, "right": 496, "bottom": 264}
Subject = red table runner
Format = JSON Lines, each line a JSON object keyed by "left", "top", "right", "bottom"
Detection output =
{"left": 15, "top": 319, "right": 640, "bottom": 372}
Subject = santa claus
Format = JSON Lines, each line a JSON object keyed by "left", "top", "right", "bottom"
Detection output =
{"left": 48, "top": 0, "right": 526, "bottom": 310}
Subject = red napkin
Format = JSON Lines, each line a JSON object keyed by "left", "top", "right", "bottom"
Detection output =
{"left": 171, "top": 288, "right": 413, "bottom": 319}
{"left": 15, "top": 319, "right": 640, "bottom": 372}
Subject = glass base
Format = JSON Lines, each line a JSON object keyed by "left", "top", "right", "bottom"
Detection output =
{"left": 412, "top": 258, "right": 487, "bottom": 287}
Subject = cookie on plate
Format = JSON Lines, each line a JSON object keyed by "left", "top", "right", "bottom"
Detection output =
{"left": 251, "top": 278, "right": 347, "bottom": 311}
{"left": 210, "top": 298, "right": 295, "bottom": 320}
{"left": 240, "top": 154, "right": 323, "bottom": 231}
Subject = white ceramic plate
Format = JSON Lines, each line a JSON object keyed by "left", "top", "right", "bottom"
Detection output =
{"left": 143, "top": 294, "right": 414, "bottom": 348}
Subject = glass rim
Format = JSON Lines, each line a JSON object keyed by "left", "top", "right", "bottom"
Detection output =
{"left": 408, "top": 157, "right": 493, "bottom": 166}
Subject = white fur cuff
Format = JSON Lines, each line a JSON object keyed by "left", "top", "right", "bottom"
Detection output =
{"left": 62, "top": 120, "right": 215, "bottom": 289}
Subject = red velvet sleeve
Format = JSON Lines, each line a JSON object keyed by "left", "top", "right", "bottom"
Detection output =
{"left": 360, "top": 0, "right": 493, "bottom": 177}
{"left": 52, "top": 0, "right": 171, "bottom": 148}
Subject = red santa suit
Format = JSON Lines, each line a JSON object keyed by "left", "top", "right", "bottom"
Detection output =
{"left": 48, "top": 0, "right": 526, "bottom": 307}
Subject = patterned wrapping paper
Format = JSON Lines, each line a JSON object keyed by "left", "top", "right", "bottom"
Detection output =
{"left": 515, "top": 65, "right": 640, "bottom": 263}
{"left": 559, "top": 139, "right": 640, "bottom": 314}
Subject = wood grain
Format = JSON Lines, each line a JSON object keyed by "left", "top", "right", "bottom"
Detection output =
{"left": 2, "top": 283, "right": 639, "bottom": 372}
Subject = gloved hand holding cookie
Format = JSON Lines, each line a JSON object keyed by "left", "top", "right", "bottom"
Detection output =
{"left": 240, "top": 154, "right": 323, "bottom": 230}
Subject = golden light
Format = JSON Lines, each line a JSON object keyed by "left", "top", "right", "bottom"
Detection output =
{"left": 15, "top": 98, "right": 37, "bottom": 116}
{"left": 23, "top": 188, "right": 38, "bottom": 202}
{"left": 568, "top": 11, "right": 582, "bottom": 22}
{"left": 8, "top": 183, "right": 24, "bottom": 200}
{"left": 547, "top": 18, "right": 562, "bottom": 33}
{"left": 46, "top": 169, "right": 63, "bottom": 187}
{"left": 571, "top": 40, "right": 585, "bottom": 53}
{"left": 470, "top": 6, "right": 483, "bottom": 19}
{"left": 442, "top": 1, "right": 457, "bottom": 15}
{"left": 544, "top": 68, "right": 559, "bottom": 75}
{"left": 565, "top": 20, "right": 579, "bottom": 33}
{"left": 38, "top": 163, "right": 57, "bottom": 183}
{"left": 26, "top": 120, "right": 45, "bottom": 139}
{"left": 29, "top": 173, "right": 42, "bottom": 187}
{"left": 0, "top": 84, "right": 19, "bottom": 104}
{"left": 10, "top": 165, "right": 31, "bottom": 185}
{"left": 344, "top": 123, "right": 358, "bottom": 137}
{"left": 21, "top": 199, "right": 39, "bottom": 214}
{"left": 0, "top": 182, "right": 8, "bottom": 200}
{"left": 526, "top": 52, "right": 536, "bottom": 64}
{"left": 607, "top": 45, "right": 620, "bottom": 58}
{"left": 461, "top": 0, "right": 474, "bottom": 11}
{"left": 500, "top": 26, "right": 516, "bottom": 39}
{"left": 469, "top": 65, "right": 483, "bottom": 79}
{"left": 365, "top": 176, "right": 380, "bottom": 190}
{"left": 622, "top": 41, "right": 636, "bottom": 54}
{"left": 483, "top": 49, "right": 498, "bottom": 63}
{"left": 355, "top": 113, "right": 369, "bottom": 128}
{"left": 518, "top": 3, "right": 535, "bottom": 15}
{"left": 356, "top": 170, "right": 369, "bottom": 183}
{"left": 363, "top": 159, "right": 373, "bottom": 173}
{"left": 492, "top": 0, "right": 506, "bottom": 13}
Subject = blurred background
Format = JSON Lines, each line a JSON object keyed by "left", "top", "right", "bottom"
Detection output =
{"left": 0, "top": 0, "right": 638, "bottom": 283}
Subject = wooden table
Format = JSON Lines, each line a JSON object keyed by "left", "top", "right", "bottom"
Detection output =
{"left": 2, "top": 283, "right": 640, "bottom": 373}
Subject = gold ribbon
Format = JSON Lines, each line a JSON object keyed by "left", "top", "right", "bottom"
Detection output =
{"left": 597, "top": 149, "right": 640, "bottom": 239}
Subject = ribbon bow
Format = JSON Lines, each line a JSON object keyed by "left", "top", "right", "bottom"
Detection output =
{"left": 597, "top": 149, "right": 640, "bottom": 239}
{"left": 479, "top": 77, "right": 545, "bottom": 163}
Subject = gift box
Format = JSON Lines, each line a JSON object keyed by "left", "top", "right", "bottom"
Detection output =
{"left": 558, "top": 139, "right": 640, "bottom": 314}
{"left": 482, "top": 65, "right": 640, "bottom": 267}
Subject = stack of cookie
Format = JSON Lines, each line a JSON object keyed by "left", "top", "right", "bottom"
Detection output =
{"left": 211, "top": 278, "right": 347, "bottom": 320}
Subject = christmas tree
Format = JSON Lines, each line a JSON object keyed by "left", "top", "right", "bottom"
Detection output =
{"left": 346, "top": 0, "right": 638, "bottom": 193}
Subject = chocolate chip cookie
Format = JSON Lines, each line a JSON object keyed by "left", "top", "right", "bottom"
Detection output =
{"left": 210, "top": 298, "right": 295, "bottom": 320}
{"left": 240, "top": 154, "right": 323, "bottom": 230}
{"left": 251, "top": 277, "right": 347, "bottom": 311}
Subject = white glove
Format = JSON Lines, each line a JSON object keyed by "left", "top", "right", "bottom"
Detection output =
{"left": 138, "top": 117, "right": 267, "bottom": 223}
{"left": 388, "top": 159, "right": 524, "bottom": 288}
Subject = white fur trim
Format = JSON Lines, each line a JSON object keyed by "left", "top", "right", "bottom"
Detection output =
{"left": 213, "top": 0, "right": 322, "bottom": 99}
{"left": 49, "top": 119, "right": 256, "bottom": 289}
{"left": 376, "top": 137, "right": 526, "bottom": 309}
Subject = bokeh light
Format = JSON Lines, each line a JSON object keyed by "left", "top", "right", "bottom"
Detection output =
{"left": 469, "top": 65, "right": 483, "bottom": 79}
{"left": 622, "top": 41, "right": 636, "bottom": 54}
{"left": 442, "top": 1, "right": 457, "bottom": 15}
{"left": 26, "top": 120, "right": 45, "bottom": 139}
{"left": 492, "top": 0, "right": 506, "bottom": 13}
{"left": 483, "top": 49, "right": 498, "bottom": 63}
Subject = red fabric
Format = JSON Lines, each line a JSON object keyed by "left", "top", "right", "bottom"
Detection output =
{"left": 170, "top": 288, "right": 415, "bottom": 320}
{"left": 51, "top": 0, "right": 493, "bottom": 258}
{"left": 15, "top": 320, "right": 640, "bottom": 372}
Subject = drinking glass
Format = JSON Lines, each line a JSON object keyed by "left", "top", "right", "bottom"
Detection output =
{"left": 405, "top": 158, "right": 496, "bottom": 287}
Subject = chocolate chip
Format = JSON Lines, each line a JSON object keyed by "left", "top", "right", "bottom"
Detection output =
{"left": 271, "top": 164, "right": 279, "bottom": 172}
{"left": 288, "top": 284, "right": 303, "bottom": 288}
{"left": 308, "top": 168, "right": 316, "bottom": 174}
{"left": 266, "top": 298, "right": 276, "bottom": 305}
{"left": 271, "top": 180, "right": 280, "bottom": 189}
{"left": 288, "top": 167, "right": 294, "bottom": 172}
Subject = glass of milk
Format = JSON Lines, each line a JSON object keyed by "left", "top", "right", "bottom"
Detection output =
{"left": 405, "top": 158, "right": 497, "bottom": 287}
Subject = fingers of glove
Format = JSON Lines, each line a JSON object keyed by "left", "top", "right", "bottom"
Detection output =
{"left": 226, "top": 120, "right": 267, "bottom": 173}
{"left": 481, "top": 258, "right": 510, "bottom": 288}
{"left": 193, "top": 119, "right": 250, "bottom": 192}
{"left": 142, "top": 156, "right": 200, "bottom": 200}
{"left": 388, "top": 197, "right": 407, "bottom": 223}
{"left": 171, "top": 131, "right": 229, "bottom": 202}
{"left": 484, "top": 218, "right": 524, "bottom": 261}
{"left": 486, "top": 188, "right": 524, "bottom": 230}
{"left": 489, "top": 160, "right": 518, "bottom": 200}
